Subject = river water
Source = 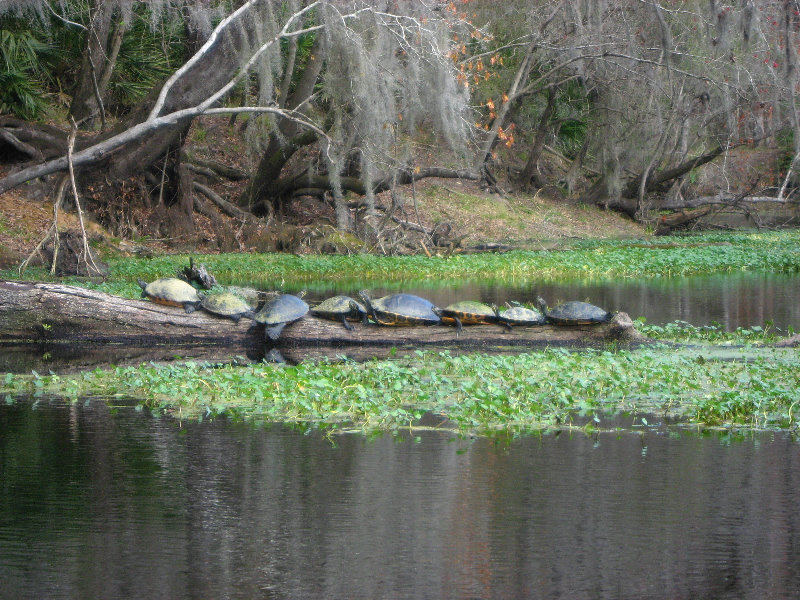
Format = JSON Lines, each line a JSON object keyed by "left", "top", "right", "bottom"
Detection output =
{"left": 300, "top": 272, "right": 800, "bottom": 333}
{"left": 1, "top": 399, "right": 799, "bottom": 599}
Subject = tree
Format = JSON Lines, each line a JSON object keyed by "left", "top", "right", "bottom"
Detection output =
{"left": 5, "top": 0, "right": 800, "bottom": 239}
{"left": 0, "top": 0, "right": 473, "bottom": 241}
{"left": 465, "top": 0, "right": 800, "bottom": 217}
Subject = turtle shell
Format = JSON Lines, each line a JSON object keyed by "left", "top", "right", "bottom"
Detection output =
{"left": 312, "top": 295, "right": 367, "bottom": 329}
{"left": 439, "top": 301, "right": 498, "bottom": 324}
{"left": 498, "top": 304, "right": 546, "bottom": 326}
{"left": 538, "top": 297, "right": 610, "bottom": 325}
{"left": 359, "top": 291, "right": 440, "bottom": 326}
{"left": 200, "top": 292, "right": 255, "bottom": 322}
{"left": 138, "top": 278, "right": 201, "bottom": 313}
{"left": 225, "top": 286, "right": 264, "bottom": 309}
{"left": 254, "top": 293, "right": 309, "bottom": 340}
{"left": 438, "top": 300, "right": 500, "bottom": 333}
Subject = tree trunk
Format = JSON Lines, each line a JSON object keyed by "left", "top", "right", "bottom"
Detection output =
{"left": 241, "top": 130, "right": 320, "bottom": 214}
{"left": 622, "top": 145, "right": 725, "bottom": 198}
{"left": 578, "top": 178, "right": 638, "bottom": 218}
{"left": 518, "top": 88, "right": 556, "bottom": 189}
{"left": 564, "top": 132, "right": 591, "bottom": 196}
{"left": 579, "top": 144, "right": 728, "bottom": 219}
{"left": 69, "top": 0, "right": 117, "bottom": 127}
{"left": 239, "top": 40, "right": 325, "bottom": 213}
{"left": 473, "top": 42, "right": 536, "bottom": 172}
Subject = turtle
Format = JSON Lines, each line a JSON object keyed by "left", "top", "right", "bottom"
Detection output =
{"left": 225, "top": 286, "right": 263, "bottom": 309}
{"left": 497, "top": 301, "right": 547, "bottom": 327}
{"left": 254, "top": 292, "right": 310, "bottom": 340}
{"left": 138, "top": 277, "right": 202, "bottom": 313}
{"left": 226, "top": 287, "right": 281, "bottom": 312}
{"left": 199, "top": 292, "right": 256, "bottom": 323}
{"left": 359, "top": 290, "right": 441, "bottom": 326}
{"left": 311, "top": 295, "right": 368, "bottom": 330}
{"left": 536, "top": 296, "right": 611, "bottom": 325}
{"left": 437, "top": 300, "right": 502, "bottom": 334}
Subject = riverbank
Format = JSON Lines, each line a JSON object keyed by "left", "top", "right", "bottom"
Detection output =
{"left": 0, "top": 159, "right": 646, "bottom": 270}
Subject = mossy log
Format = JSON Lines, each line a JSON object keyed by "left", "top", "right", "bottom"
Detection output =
{"left": 1, "top": 280, "right": 648, "bottom": 365}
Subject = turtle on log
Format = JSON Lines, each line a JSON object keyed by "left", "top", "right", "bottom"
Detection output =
{"left": 254, "top": 292, "right": 310, "bottom": 340}
{"left": 138, "top": 278, "right": 202, "bottom": 313}
{"left": 536, "top": 296, "right": 611, "bottom": 325}
{"left": 359, "top": 291, "right": 441, "bottom": 326}
{"left": 311, "top": 295, "right": 368, "bottom": 330}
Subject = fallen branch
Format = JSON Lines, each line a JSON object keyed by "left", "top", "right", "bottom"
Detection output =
{"left": 292, "top": 167, "right": 481, "bottom": 197}
{"left": 390, "top": 215, "right": 431, "bottom": 234}
{"left": 0, "top": 129, "right": 44, "bottom": 162}
{"left": 660, "top": 195, "right": 798, "bottom": 210}
{"left": 654, "top": 206, "right": 712, "bottom": 235}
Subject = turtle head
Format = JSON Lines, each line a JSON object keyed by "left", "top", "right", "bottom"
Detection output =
{"left": 358, "top": 290, "right": 376, "bottom": 321}
{"left": 490, "top": 303, "right": 500, "bottom": 318}
{"left": 358, "top": 290, "right": 372, "bottom": 306}
{"left": 536, "top": 296, "right": 548, "bottom": 312}
{"left": 350, "top": 299, "right": 369, "bottom": 325}
{"left": 137, "top": 278, "right": 147, "bottom": 290}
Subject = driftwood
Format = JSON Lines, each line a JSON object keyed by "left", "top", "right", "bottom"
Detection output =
{"left": 776, "top": 334, "right": 800, "bottom": 348}
{"left": 0, "top": 280, "right": 648, "bottom": 367}
{"left": 177, "top": 258, "right": 217, "bottom": 289}
{"left": 654, "top": 206, "right": 712, "bottom": 235}
{"left": 660, "top": 195, "right": 799, "bottom": 210}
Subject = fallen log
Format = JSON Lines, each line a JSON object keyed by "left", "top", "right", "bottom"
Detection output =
{"left": 776, "top": 334, "right": 800, "bottom": 348}
{"left": 660, "top": 195, "right": 799, "bottom": 210}
{"left": 655, "top": 205, "right": 712, "bottom": 235}
{"left": 0, "top": 280, "right": 647, "bottom": 367}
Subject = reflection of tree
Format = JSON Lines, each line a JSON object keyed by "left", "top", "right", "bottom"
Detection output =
{"left": 2, "top": 403, "right": 800, "bottom": 598}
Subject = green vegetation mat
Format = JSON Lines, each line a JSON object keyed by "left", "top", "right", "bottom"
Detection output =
{"left": 4, "top": 344, "right": 799, "bottom": 435}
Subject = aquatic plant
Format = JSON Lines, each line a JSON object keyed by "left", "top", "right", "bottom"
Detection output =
{"left": 636, "top": 319, "right": 788, "bottom": 346}
{"left": 4, "top": 346, "right": 800, "bottom": 434}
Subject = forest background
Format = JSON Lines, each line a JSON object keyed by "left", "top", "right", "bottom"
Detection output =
{"left": 1, "top": 0, "right": 799, "bottom": 268}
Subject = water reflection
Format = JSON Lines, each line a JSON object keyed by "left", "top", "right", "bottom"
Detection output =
{"left": 1, "top": 399, "right": 798, "bottom": 599}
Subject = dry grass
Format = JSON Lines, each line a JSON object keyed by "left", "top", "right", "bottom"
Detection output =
{"left": 409, "top": 179, "right": 645, "bottom": 246}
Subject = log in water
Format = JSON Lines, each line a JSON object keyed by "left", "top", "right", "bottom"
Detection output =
{"left": 0, "top": 280, "right": 647, "bottom": 363}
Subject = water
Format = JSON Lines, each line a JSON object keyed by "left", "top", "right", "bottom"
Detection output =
{"left": 298, "top": 272, "right": 800, "bottom": 333}
{"left": 2, "top": 399, "right": 799, "bottom": 599}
